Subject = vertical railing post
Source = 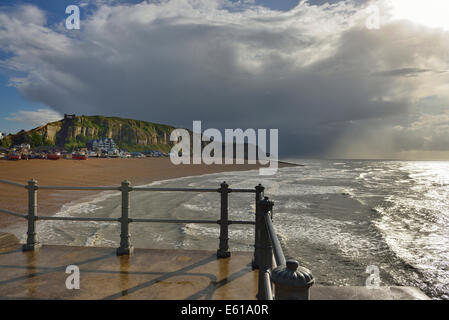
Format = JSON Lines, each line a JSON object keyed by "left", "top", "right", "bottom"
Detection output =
{"left": 23, "top": 179, "right": 40, "bottom": 251}
{"left": 257, "top": 196, "right": 274, "bottom": 300}
{"left": 252, "top": 184, "right": 264, "bottom": 269}
{"left": 117, "top": 180, "right": 134, "bottom": 256}
{"left": 217, "top": 181, "right": 230, "bottom": 258}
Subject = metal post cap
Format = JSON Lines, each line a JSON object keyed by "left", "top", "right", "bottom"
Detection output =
{"left": 287, "top": 260, "right": 299, "bottom": 271}
{"left": 271, "top": 259, "right": 314, "bottom": 288}
{"left": 260, "top": 197, "right": 274, "bottom": 207}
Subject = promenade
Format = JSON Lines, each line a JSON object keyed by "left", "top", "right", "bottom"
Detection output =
{"left": 0, "top": 233, "right": 429, "bottom": 300}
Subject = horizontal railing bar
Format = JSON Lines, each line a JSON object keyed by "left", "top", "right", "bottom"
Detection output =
{"left": 0, "top": 208, "right": 27, "bottom": 219}
{"left": 264, "top": 212, "right": 286, "bottom": 267}
{"left": 132, "top": 187, "right": 219, "bottom": 192}
{"left": 131, "top": 218, "right": 254, "bottom": 225}
{"left": 0, "top": 179, "right": 26, "bottom": 188}
{"left": 37, "top": 186, "right": 120, "bottom": 191}
{"left": 132, "top": 218, "right": 218, "bottom": 224}
{"left": 228, "top": 220, "right": 255, "bottom": 225}
{"left": 33, "top": 216, "right": 255, "bottom": 225}
{"left": 263, "top": 271, "right": 273, "bottom": 300}
{"left": 230, "top": 189, "right": 256, "bottom": 193}
{"left": 133, "top": 187, "right": 256, "bottom": 193}
{"left": 37, "top": 216, "right": 119, "bottom": 222}
{"left": 2, "top": 183, "right": 255, "bottom": 193}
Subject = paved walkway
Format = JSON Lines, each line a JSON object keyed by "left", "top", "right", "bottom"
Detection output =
{"left": 0, "top": 242, "right": 257, "bottom": 300}
{"left": 0, "top": 233, "right": 430, "bottom": 300}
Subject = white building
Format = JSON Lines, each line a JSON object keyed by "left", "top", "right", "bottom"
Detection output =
{"left": 89, "top": 138, "right": 117, "bottom": 152}
{"left": 0, "top": 131, "right": 4, "bottom": 140}
{"left": 14, "top": 143, "right": 31, "bottom": 150}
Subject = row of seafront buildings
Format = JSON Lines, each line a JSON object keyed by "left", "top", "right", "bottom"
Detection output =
{"left": 88, "top": 138, "right": 167, "bottom": 157}
{"left": 0, "top": 135, "right": 168, "bottom": 160}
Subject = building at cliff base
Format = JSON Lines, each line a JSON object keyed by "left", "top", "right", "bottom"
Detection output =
{"left": 88, "top": 138, "right": 117, "bottom": 152}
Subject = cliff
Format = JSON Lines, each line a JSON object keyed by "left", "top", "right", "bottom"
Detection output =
{"left": 1, "top": 115, "right": 177, "bottom": 152}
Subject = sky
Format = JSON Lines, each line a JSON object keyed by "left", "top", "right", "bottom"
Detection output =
{"left": 1, "top": 0, "right": 449, "bottom": 159}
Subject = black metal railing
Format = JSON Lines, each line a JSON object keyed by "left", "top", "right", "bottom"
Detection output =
{"left": 255, "top": 197, "right": 315, "bottom": 300}
{"left": 0, "top": 179, "right": 257, "bottom": 257}
{"left": 0, "top": 178, "right": 314, "bottom": 299}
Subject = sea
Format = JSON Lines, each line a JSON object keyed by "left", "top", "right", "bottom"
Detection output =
{"left": 16, "top": 159, "right": 449, "bottom": 299}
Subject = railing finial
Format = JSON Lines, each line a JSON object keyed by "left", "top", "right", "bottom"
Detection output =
{"left": 271, "top": 259, "right": 314, "bottom": 300}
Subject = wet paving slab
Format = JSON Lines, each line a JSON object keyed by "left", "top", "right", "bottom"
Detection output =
{"left": 0, "top": 242, "right": 258, "bottom": 300}
{"left": 0, "top": 233, "right": 430, "bottom": 300}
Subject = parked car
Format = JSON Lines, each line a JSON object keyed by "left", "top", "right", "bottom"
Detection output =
{"left": 130, "top": 152, "right": 145, "bottom": 158}
{"left": 47, "top": 152, "right": 61, "bottom": 160}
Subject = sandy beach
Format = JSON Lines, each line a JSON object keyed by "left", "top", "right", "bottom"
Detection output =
{"left": 0, "top": 158, "right": 291, "bottom": 230}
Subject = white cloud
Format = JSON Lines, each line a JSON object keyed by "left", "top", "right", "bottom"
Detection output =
{"left": 0, "top": 1, "right": 449, "bottom": 158}
{"left": 5, "top": 109, "right": 63, "bottom": 128}
{"left": 15, "top": 4, "right": 47, "bottom": 26}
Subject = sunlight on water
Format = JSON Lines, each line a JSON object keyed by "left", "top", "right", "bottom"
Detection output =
{"left": 372, "top": 162, "right": 449, "bottom": 299}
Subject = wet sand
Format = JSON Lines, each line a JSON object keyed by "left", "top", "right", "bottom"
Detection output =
{"left": 0, "top": 158, "right": 290, "bottom": 230}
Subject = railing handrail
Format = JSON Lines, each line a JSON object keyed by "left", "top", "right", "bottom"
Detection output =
{"left": 0, "top": 178, "right": 120, "bottom": 191}
{"left": 256, "top": 197, "right": 314, "bottom": 300}
{"left": 38, "top": 186, "right": 120, "bottom": 191}
{"left": 263, "top": 271, "right": 273, "bottom": 300}
{"left": 0, "top": 179, "right": 257, "bottom": 259}
{"left": 33, "top": 215, "right": 255, "bottom": 225}
{"left": 134, "top": 187, "right": 217, "bottom": 192}
{"left": 0, "top": 208, "right": 27, "bottom": 219}
{"left": 0, "top": 178, "right": 257, "bottom": 193}
{"left": 264, "top": 210, "right": 286, "bottom": 267}
{"left": 0, "top": 181, "right": 256, "bottom": 222}
{"left": 0, "top": 178, "right": 26, "bottom": 188}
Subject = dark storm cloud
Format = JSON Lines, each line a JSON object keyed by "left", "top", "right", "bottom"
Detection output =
{"left": 1, "top": 1, "right": 449, "bottom": 158}
{"left": 371, "top": 68, "right": 432, "bottom": 77}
